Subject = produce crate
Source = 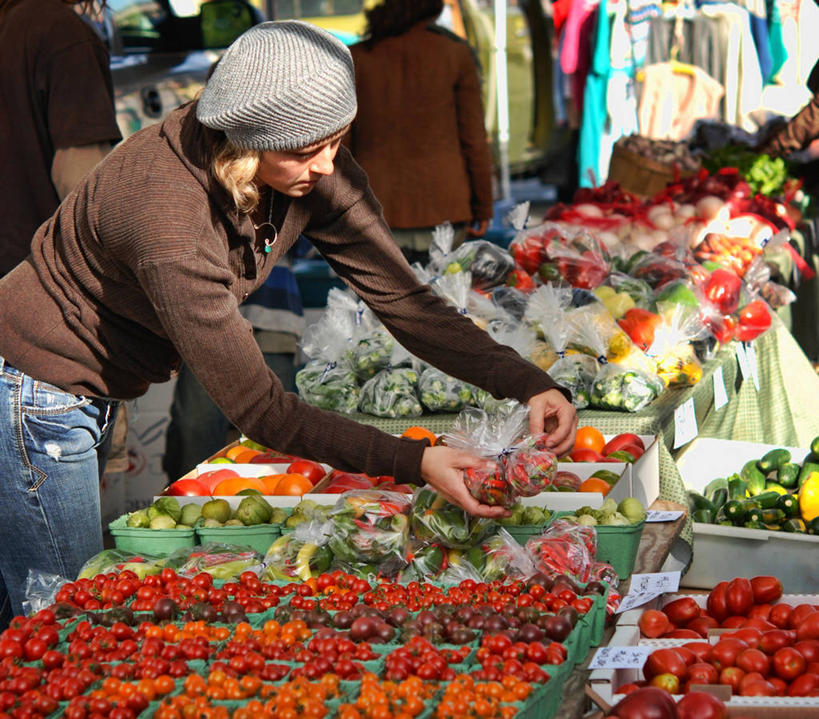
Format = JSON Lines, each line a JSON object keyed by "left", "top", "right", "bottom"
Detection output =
{"left": 194, "top": 523, "right": 280, "bottom": 555}
{"left": 606, "top": 143, "right": 696, "bottom": 198}
{"left": 108, "top": 515, "right": 196, "bottom": 555}
{"left": 675, "top": 438, "right": 819, "bottom": 592}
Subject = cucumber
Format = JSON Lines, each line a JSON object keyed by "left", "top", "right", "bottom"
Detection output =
{"left": 704, "top": 477, "right": 728, "bottom": 501}
{"left": 798, "top": 462, "right": 819, "bottom": 489}
{"left": 722, "top": 500, "right": 746, "bottom": 524}
{"left": 777, "top": 462, "right": 800, "bottom": 489}
{"left": 710, "top": 488, "right": 728, "bottom": 512}
{"left": 776, "top": 493, "right": 799, "bottom": 518}
{"left": 757, "top": 448, "right": 792, "bottom": 475}
{"left": 687, "top": 491, "right": 715, "bottom": 519}
{"left": 753, "top": 491, "right": 781, "bottom": 510}
{"left": 692, "top": 509, "right": 714, "bottom": 524}
{"left": 727, "top": 475, "right": 748, "bottom": 501}
{"left": 782, "top": 518, "right": 807, "bottom": 533}
{"left": 741, "top": 460, "right": 767, "bottom": 496}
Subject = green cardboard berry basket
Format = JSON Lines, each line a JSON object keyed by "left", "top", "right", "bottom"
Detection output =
{"left": 593, "top": 520, "right": 646, "bottom": 580}
{"left": 502, "top": 524, "right": 548, "bottom": 546}
{"left": 108, "top": 515, "right": 196, "bottom": 555}
{"left": 195, "top": 523, "right": 280, "bottom": 555}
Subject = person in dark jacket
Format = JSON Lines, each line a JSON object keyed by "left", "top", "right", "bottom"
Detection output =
{"left": 345, "top": 0, "right": 495, "bottom": 264}
{"left": 0, "top": 21, "right": 576, "bottom": 625}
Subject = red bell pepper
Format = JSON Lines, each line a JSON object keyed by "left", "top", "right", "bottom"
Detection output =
{"left": 617, "top": 308, "right": 662, "bottom": 352}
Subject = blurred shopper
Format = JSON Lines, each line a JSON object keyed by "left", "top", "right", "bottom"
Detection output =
{"left": 0, "top": 21, "right": 575, "bottom": 624}
{"left": 0, "top": 0, "right": 121, "bottom": 276}
{"left": 345, "top": 0, "right": 494, "bottom": 265}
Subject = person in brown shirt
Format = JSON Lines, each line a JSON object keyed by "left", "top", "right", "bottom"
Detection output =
{"left": 0, "top": 21, "right": 575, "bottom": 623}
{"left": 345, "top": 0, "right": 494, "bottom": 264}
{"left": 0, "top": 0, "right": 122, "bottom": 277}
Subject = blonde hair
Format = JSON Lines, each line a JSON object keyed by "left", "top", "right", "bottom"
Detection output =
{"left": 211, "top": 138, "right": 262, "bottom": 213}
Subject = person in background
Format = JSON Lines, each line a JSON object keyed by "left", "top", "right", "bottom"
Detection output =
{"left": 0, "top": 0, "right": 121, "bottom": 276}
{"left": 344, "top": 0, "right": 494, "bottom": 265}
{"left": 162, "top": 260, "right": 305, "bottom": 482}
{"left": 0, "top": 21, "right": 576, "bottom": 625}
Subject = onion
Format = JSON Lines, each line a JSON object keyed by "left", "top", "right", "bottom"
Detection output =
{"left": 597, "top": 231, "right": 621, "bottom": 249}
{"left": 574, "top": 203, "right": 604, "bottom": 218}
{"left": 695, "top": 195, "right": 725, "bottom": 221}
{"left": 630, "top": 232, "right": 656, "bottom": 252}
{"left": 675, "top": 203, "right": 697, "bottom": 220}
{"left": 646, "top": 205, "right": 674, "bottom": 230}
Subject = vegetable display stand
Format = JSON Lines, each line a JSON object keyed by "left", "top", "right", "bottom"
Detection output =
{"left": 194, "top": 523, "right": 280, "bottom": 555}
{"left": 606, "top": 143, "right": 696, "bottom": 198}
{"left": 108, "top": 515, "right": 196, "bottom": 555}
{"left": 593, "top": 520, "right": 646, "bottom": 581}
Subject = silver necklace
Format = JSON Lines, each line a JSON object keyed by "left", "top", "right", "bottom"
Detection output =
{"left": 253, "top": 190, "right": 278, "bottom": 254}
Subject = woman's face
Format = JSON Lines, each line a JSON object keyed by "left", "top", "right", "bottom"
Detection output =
{"left": 255, "top": 130, "right": 347, "bottom": 197}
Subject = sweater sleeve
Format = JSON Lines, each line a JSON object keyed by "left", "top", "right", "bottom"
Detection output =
{"left": 305, "top": 149, "right": 570, "bottom": 405}
{"left": 135, "top": 246, "right": 427, "bottom": 484}
{"left": 762, "top": 94, "right": 819, "bottom": 156}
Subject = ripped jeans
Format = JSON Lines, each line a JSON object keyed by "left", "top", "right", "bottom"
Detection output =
{"left": 0, "top": 357, "right": 118, "bottom": 626}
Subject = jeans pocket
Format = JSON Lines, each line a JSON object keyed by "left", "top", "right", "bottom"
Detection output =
{"left": 25, "top": 381, "right": 90, "bottom": 414}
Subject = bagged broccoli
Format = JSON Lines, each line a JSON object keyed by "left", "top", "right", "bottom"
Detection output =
{"left": 410, "top": 487, "right": 496, "bottom": 548}
{"left": 431, "top": 270, "right": 472, "bottom": 315}
{"left": 358, "top": 342, "right": 423, "bottom": 418}
{"left": 296, "top": 303, "right": 360, "bottom": 414}
{"left": 351, "top": 328, "right": 398, "bottom": 381}
{"left": 262, "top": 521, "right": 334, "bottom": 582}
{"left": 419, "top": 366, "right": 474, "bottom": 413}
{"left": 327, "top": 490, "right": 411, "bottom": 567}
{"left": 591, "top": 364, "right": 664, "bottom": 412}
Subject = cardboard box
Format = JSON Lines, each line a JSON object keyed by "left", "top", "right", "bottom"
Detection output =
{"left": 675, "top": 438, "right": 819, "bottom": 592}
{"left": 519, "top": 461, "right": 631, "bottom": 511}
{"left": 588, "top": 623, "right": 819, "bottom": 714}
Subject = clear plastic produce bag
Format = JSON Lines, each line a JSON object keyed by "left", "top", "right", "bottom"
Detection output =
{"left": 165, "top": 543, "right": 265, "bottom": 580}
{"left": 443, "top": 528, "right": 536, "bottom": 583}
{"left": 418, "top": 366, "right": 474, "bottom": 413}
{"left": 262, "top": 521, "right": 334, "bottom": 582}
{"left": 358, "top": 343, "right": 423, "bottom": 418}
{"left": 591, "top": 363, "right": 664, "bottom": 412}
{"left": 410, "top": 487, "right": 497, "bottom": 549}
{"left": 429, "top": 224, "right": 515, "bottom": 290}
{"left": 352, "top": 328, "right": 398, "bottom": 381}
{"left": 525, "top": 519, "right": 597, "bottom": 583}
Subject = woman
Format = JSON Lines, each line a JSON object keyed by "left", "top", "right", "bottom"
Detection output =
{"left": 345, "top": 0, "right": 494, "bottom": 264}
{"left": 0, "top": 21, "right": 576, "bottom": 622}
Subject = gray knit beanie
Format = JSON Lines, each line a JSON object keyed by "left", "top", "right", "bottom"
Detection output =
{"left": 197, "top": 20, "right": 357, "bottom": 151}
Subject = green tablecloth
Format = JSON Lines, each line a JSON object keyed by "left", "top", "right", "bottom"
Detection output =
{"left": 347, "top": 318, "right": 819, "bottom": 552}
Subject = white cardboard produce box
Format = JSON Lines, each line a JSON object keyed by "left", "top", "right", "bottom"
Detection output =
{"left": 675, "top": 438, "right": 819, "bottom": 592}
{"left": 588, "top": 622, "right": 819, "bottom": 715}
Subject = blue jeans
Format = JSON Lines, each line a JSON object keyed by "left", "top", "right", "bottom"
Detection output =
{"left": 0, "top": 357, "right": 118, "bottom": 625}
{"left": 162, "top": 352, "right": 296, "bottom": 483}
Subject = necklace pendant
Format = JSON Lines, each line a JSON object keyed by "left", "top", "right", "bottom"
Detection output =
{"left": 264, "top": 241, "right": 273, "bottom": 254}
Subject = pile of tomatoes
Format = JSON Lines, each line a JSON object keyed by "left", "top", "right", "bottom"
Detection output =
{"left": 625, "top": 574, "right": 819, "bottom": 698}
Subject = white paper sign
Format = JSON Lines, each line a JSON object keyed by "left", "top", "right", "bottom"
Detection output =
{"left": 589, "top": 645, "right": 654, "bottom": 670}
{"left": 616, "top": 571, "right": 682, "bottom": 613}
{"left": 645, "top": 510, "right": 684, "bottom": 523}
{"left": 745, "top": 342, "right": 760, "bottom": 392}
{"left": 713, "top": 365, "right": 728, "bottom": 410}
{"left": 673, "top": 397, "right": 698, "bottom": 449}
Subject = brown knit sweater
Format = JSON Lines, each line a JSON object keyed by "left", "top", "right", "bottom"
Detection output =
{"left": 0, "top": 103, "right": 562, "bottom": 483}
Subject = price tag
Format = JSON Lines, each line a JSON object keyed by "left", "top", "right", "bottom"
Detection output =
{"left": 713, "top": 365, "right": 728, "bottom": 410}
{"left": 745, "top": 342, "right": 760, "bottom": 392}
{"left": 589, "top": 646, "right": 654, "bottom": 670}
{"left": 736, "top": 342, "right": 751, "bottom": 382}
{"left": 673, "top": 397, "right": 697, "bottom": 449}
{"left": 616, "top": 572, "right": 681, "bottom": 613}
{"left": 645, "top": 510, "right": 684, "bottom": 523}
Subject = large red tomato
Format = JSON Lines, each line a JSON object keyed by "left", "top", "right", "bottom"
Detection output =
{"left": 663, "top": 597, "right": 700, "bottom": 627}
{"left": 643, "top": 648, "right": 688, "bottom": 681}
{"left": 603, "top": 433, "right": 645, "bottom": 456}
{"left": 711, "top": 637, "right": 749, "bottom": 671}
{"left": 750, "top": 576, "right": 783, "bottom": 604}
{"left": 676, "top": 691, "right": 727, "bottom": 719}
{"left": 725, "top": 578, "right": 754, "bottom": 617}
{"left": 165, "top": 479, "right": 209, "bottom": 496}
{"left": 686, "top": 661, "right": 719, "bottom": 685}
{"left": 796, "top": 611, "right": 819, "bottom": 641}
{"left": 787, "top": 672, "right": 819, "bottom": 697}
{"left": 794, "top": 639, "right": 819, "bottom": 664}
{"left": 608, "top": 686, "right": 677, "bottom": 719}
{"left": 286, "top": 459, "right": 326, "bottom": 485}
{"left": 706, "top": 582, "right": 729, "bottom": 622}
{"left": 638, "top": 610, "right": 670, "bottom": 638}
{"left": 736, "top": 648, "right": 770, "bottom": 677}
{"left": 772, "top": 647, "right": 806, "bottom": 681}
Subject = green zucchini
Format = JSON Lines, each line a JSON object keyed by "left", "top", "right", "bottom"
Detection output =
{"left": 687, "top": 491, "right": 715, "bottom": 518}
{"left": 710, "top": 488, "right": 728, "bottom": 512}
{"left": 782, "top": 518, "right": 807, "bottom": 533}
{"left": 741, "top": 461, "right": 767, "bottom": 496}
{"left": 765, "top": 481, "right": 787, "bottom": 494}
{"left": 753, "top": 491, "right": 781, "bottom": 510}
{"left": 692, "top": 509, "right": 714, "bottom": 524}
{"left": 763, "top": 523, "right": 783, "bottom": 531}
{"left": 703, "top": 477, "right": 728, "bottom": 501}
{"left": 776, "top": 493, "right": 799, "bottom": 518}
{"left": 798, "top": 461, "right": 819, "bottom": 489}
{"left": 807, "top": 517, "right": 819, "bottom": 535}
{"left": 757, "top": 448, "right": 791, "bottom": 475}
{"left": 743, "top": 520, "right": 765, "bottom": 530}
{"left": 722, "top": 500, "right": 746, "bottom": 524}
{"left": 777, "top": 463, "right": 800, "bottom": 489}
{"left": 759, "top": 508, "right": 787, "bottom": 525}
{"left": 727, "top": 475, "right": 748, "bottom": 501}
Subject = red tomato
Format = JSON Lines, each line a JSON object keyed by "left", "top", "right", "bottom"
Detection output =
{"left": 686, "top": 616, "right": 719, "bottom": 637}
{"left": 686, "top": 662, "right": 719, "bottom": 685}
{"left": 569, "top": 448, "right": 603, "bottom": 462}
{"left": 684, "top": 642, "right": 714, "bottom": 663}
{"left": 772, "top": 647, "right": 807, "bottom": 681}
{"left": 676, "top": 691, "right": 728, "bottom": 719}
{"left": 796, "top": 611, "right": 819, "bottom": 641}
{"left": 644, "top": 648, "right": 688, "bottom": 681}
{"left": 664, "top": 629, "right": 702, "bottom": 640}
{"left": 769, "top": 603, "right": 794, "bottom": 629}
{"left": 602, "top": 433, "right": 645, "bottom": 456}
{"left": 608, "top": 687, "right": 677, "bottom": 719}
{"left": 787, "top": 672, "right": 819, "bottom": 697}
{"left": 750, "top": 576, "right": 783, "bottom": 604}
{"left": 707, "top": 582, "right": 729, "bottom": 622}
{"left": 727, "top": 627, "right": 762, "bottom": 648}
{"left": 711, "top": 637, "right": 749, "bottom": 671}
{"left": 740, "top": 678, "right": 777, "bottom": 696}
{"left": 736, "top": 648, "right": 770, "bottom": 677}
{"left": 795, "top": 640, "right": 819, "bottom": 664}
{"left": 748, "top": 603, "right": 773, "bottom": 620}
{"left": 286, "top": 459, "right": 326, "bottom": 485}
{"left": 638, "top": 610, "right": 671, "bottom": 638}
{"left": 662, "top": 597, "right": 700, "bottom": 627}
{"left": 760, "top": 629, "right": 795, "bottom": 655}
{"left": 195, "top": 468, "right": 239, "bottom": 493}
{"left": 726, "top": 578, "right": 754, "bottom": 617}
{"left": 718, "top": 666, "right": 745, "bottom": 691}
{"left": 165, "top": 478, "right": 209, "bottom": 496}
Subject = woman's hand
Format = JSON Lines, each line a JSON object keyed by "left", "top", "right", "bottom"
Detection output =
{"left": 466, "top": 219, "right": 489, "bottom": 238}
{"left": 420, "top": 445, "right": 510, "bottom": 518}
{"left": 527, "top": 388, "right": 577, "bottom": 457}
